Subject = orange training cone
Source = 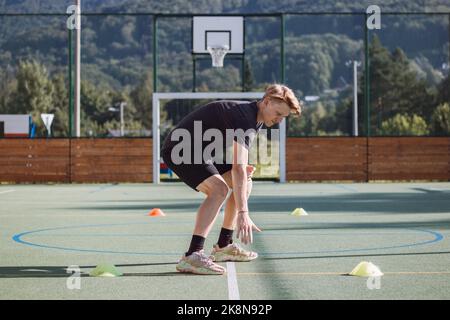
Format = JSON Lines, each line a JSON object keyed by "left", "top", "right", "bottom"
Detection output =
{"left": 148, "top": 208, "right": 166, "bottom": 217}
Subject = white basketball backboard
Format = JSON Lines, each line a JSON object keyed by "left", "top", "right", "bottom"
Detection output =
{"left": 192, "top": 16, "right": 244, "bottom": 54}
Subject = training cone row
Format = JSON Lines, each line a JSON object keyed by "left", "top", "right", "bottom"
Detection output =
{"left": 148, "top": 208, "right": 165, "bottom": 217}
{"left": 349, "top": 261, "right": 383, "bottom": 277}
{"left": 291, "top": 208, "right": 308, "bottom": 216}
{"left": 89, "top": 264, "right": 123, "bottom": 277}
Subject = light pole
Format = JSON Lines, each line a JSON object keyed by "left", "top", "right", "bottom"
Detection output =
{"left": 346, "top": 60, "right": 361, "bottom": 137}
{"left": 109, "top": 102, "right": 127, "bottom": 137}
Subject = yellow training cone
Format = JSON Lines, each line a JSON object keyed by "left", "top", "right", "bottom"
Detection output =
{"left": 89, "top": 264, "right": 123, "bottom": 277}
{"left": 291, "top": 208, "right": 308, "bottom": 216}
{"left": 349, "top": 261, "right": 383, "bottom": 277}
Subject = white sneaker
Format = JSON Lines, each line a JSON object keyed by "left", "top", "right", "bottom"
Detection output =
{"left": 176, "top": 250, "right": 226, "bottom": 275}
{"left": 211, "top": 243, "right": 258, "bottom": 262}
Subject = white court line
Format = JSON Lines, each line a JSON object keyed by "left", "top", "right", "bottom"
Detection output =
{"left": 0, "top": 190, "right": 15, "bottom": 195}
{"left": 226, "top": 262, "right": 240, "bottom": 300}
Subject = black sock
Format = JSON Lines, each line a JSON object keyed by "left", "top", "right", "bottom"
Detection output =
{"left": 186, "top": 235, "right": 206, "bottom": 256}
{"left": 217, "top": 227, "right": 234, "bottom": 248}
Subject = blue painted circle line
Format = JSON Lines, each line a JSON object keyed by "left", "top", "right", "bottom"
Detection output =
{"left": 259, "top": 229, "right": 444, "bottom": 257}
{"left": 12, "top": 223, "right": 444, "bottom": 257}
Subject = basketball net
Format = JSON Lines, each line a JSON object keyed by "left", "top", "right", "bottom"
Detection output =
{"left": 207, "top": 45, "right": 229, "bottom": 68}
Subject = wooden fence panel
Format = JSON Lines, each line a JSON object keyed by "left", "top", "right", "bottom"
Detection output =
{"left": 70, "top": 139, "right": 152, "bottom": 183}
{"left": 0, "top": 139, "right": 70, "bottom": 182}
{"left": 1, "top": 138, "right": 447, "bottom": 183}
{"left": 286, "top": 137, "right": 368, "bottom": 181}
{"left": 368, "top": 137, "right": 450, "bottom": 181}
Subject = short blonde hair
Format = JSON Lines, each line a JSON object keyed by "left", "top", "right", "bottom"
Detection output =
{"left": 263, "top": 84, "right": 303, "bottom": 116}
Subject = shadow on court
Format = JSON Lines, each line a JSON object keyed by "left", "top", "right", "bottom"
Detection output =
{"left": 2, "top": 182, "right": 449, "bottom": 299}
{"left": 262, "top": 250, "right": 450, "bottom": 261}
{"left": 262, "top": 219, "right": 450, "bottom": 231}
{"left": 67, "top": 191, "right": 450, "bottom": 215}
{"left": 0, "top": 262, "right": 180, "bottom": 278}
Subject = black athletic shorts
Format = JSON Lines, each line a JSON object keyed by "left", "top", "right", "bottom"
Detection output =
{"left": 162, "top": 149, "right": 232, "bottom": 191}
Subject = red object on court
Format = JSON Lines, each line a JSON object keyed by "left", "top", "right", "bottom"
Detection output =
{"left": 148, "top": 208, "right": 166, "bottom": 217}
{"left": 160, "top": 163, "right": 168, "bottom": 170}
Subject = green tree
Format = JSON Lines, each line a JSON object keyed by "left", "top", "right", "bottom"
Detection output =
{"left": 390, "top": 48, "right": 435, "bottom": 119}
{"left": 243, "top": 59, "right": 254, "bottom": 92}
{"left": 430, "top": 103, "right": 450, "bottom": 135}
{"left": 79, "top": 80, "right": 117, "bottom": 137}
{"left": 81, "top": 116, "right": 106, "bottom": 137}
{"left": 50, "top": 73, "right": 69, "bottom": 137}
{"left": 368, "top": 35, "right": 437, "bottom": 134}
{"left": 329, "top": 95, "right": 353, "bottom": 135}
{"left": 0, "top": 77, "right": 16, "bottom": 115}
{"left": 288, "top": 101, "right": 328, "bottom": 136}
{"left": 380, "top": 113, "right": 429, "bottom": 136}
{"left": 80, "top": 80, "right": 113, "bottom": 125}
{"left": 129, "top": 72, "right": 155, "bottom": 130}
{"left": 11, "top": 60, "right": 54, "bottom": 136}
{"left": 197, "top": 66, "right": 241, "bottom": 92}
{"left": 437, "top": 75, "right": 449, "bottom": 106}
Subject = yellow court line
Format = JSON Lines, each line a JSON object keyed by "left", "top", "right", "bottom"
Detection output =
{"left": 237, "top": 271, "right": 450, "bottom": 276}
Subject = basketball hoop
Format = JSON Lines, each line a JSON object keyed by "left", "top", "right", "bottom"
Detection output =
{"left": 207, "top": 45, "right": 229, "bottom": 68}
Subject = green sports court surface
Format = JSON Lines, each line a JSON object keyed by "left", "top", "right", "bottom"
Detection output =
{"left": 1, "top": 182, "right": 449, "bottom": 300}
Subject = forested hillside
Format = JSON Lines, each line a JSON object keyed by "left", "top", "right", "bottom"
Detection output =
{"left": 0, "top": 0, "right": 448, "bottom": 137}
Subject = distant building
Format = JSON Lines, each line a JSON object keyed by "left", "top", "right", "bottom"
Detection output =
{"left": 0, "top": 115, "right": 31, "bottom": 138}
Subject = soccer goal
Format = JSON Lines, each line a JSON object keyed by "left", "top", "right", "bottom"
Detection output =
{"left": 152, "top": 92, "right": 287, "bottom": 184}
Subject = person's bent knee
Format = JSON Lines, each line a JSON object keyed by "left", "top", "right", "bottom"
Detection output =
{"left": 210, "top": 181, "right": 229, "bottom": 200}
{"left": 200, "top": 178, "right": 229, "bottom": 200}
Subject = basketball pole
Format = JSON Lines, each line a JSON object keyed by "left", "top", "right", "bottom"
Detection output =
{"left": 68, "top": 25, "right": 73, "bottom": 137}
{"left": 192, "top": 56, "right": 196, "bottom": 92}
{"left": 280, "top": 14, "right": 286, "bottom": 85}
{"left": 279, "top": 13, "right": 286, "bottom": 183}
{"left": 364, "top": 12, "right": 370, "bottom": 138}
{"left": 74, "top": 0, "right": 81, "bottom": 137}
{"left": 153, "top": 15, "right": 158, "bottom": 92}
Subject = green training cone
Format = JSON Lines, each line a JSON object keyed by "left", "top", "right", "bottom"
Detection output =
{"left": 89, "top": 264, "right": 123, "bottom": 277}
{"left": 291, "top": 208, "right": 308, "bottom": 216}
{"left": 349, "top": 261, "right": 383, "bottom": 277}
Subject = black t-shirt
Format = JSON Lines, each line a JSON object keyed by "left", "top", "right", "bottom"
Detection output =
{"left": 162, "top": 100, "right": 263, "bottom": 165}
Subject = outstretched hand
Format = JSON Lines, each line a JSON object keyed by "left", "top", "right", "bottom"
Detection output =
{"left": 236, "top": 211, "right": 261, "bottom": 244}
